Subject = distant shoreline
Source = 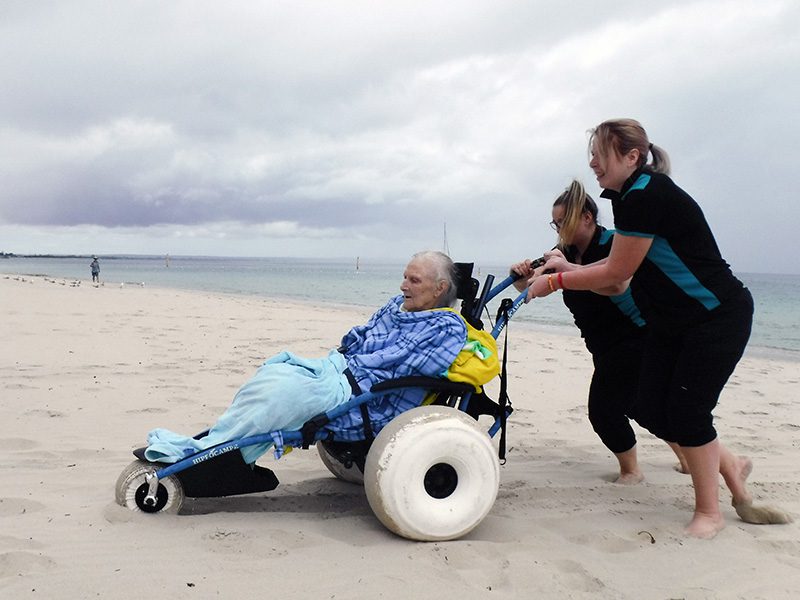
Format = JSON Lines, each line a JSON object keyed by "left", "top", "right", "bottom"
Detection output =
{"left": 4, "top": 253, "right": 799, "bottom": 277}
{"left": 4, "top": 270, "right": 797, "bottom": 365}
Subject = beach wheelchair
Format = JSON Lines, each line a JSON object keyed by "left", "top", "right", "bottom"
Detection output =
{"left": 115, "top": 263, "right": 531, "bottom": 541}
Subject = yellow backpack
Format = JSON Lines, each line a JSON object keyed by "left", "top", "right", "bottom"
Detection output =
{"left": 438, "top": 309, "right": 500, "bottom": 391}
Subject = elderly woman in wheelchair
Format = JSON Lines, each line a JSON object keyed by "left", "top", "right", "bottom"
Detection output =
{"left": 117, "top": 250, "right": 516, "bottom": 541}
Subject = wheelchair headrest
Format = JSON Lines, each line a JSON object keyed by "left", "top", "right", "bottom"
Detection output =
{"left": 454, "top": 262, "right": 484, "bottom": 330}
{"left": 453, "top": 262, "right": 476, "bottom": 300}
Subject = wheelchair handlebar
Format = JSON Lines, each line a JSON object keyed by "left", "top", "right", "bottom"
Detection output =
{"left": 509, "top": 256, "right": 546, "bottom": 281}
{"left": 483, "top": 256, "right": 544, "bottom": 306}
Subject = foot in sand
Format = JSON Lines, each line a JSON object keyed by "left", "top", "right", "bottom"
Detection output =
{"left": 613, "top": 447, "right": 643, "bottom": 484}
{"left": 734, "top": 501, "right": 794, "bottom": 525}
{"left": 728, "top": 455, "right": 753, "bottom": 507}
{"left": 727, "top": 456, "right": 793, "bottom": 525}
{"left": 614, "top": 470, "right": 644, "bottom": 485}
{"left": 667, "top": 442, "right": 690, "bottom": 474}
{"left": 685, "top": 512, "right": 726, "bottom": 539}
{"left": 673, "top": 461, "right": 690, "bottom": 474}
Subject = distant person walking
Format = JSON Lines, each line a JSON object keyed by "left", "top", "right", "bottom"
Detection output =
{"left": 90, "top": 256, "right": 100, "bottom": 283}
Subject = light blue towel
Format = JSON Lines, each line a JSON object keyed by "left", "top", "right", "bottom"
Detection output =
{"left": 145, "top": 349, "right": 351, "bottom": 464}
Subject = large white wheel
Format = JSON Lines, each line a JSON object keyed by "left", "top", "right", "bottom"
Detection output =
{"left": 364, "top": 405, "right": 499, "bottom": 541}
{"left": 115, "top": 460, "right": 184, "bottom": 514}
{"left": 317, "top": 442, "right": 364, "bottom": 485}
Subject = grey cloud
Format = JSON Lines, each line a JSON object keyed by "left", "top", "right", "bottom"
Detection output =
{"left": 1, "top": 0, "right": 799, "bottom": 271}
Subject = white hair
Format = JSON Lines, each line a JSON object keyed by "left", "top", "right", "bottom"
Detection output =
{"left": 411, "top": 250, "right": 458, "bottom": 308}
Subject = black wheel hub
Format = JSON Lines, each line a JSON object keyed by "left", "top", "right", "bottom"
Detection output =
{"left": 424, "top": 463, "right": 458, "bottom": 499}
{"left": 134, "top": 482, "right": 169, "bottom": 513}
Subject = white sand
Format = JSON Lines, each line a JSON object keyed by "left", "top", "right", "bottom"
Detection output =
{"left": 2, "top": 273, "right": 798, "bottom": 599}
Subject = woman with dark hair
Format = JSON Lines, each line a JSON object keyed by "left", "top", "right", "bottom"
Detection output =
{"left": 511, "top": 180, "right": 686, "bottom": 484}
{"left": 527, "top": 119, "right": 790, "bottom": 537}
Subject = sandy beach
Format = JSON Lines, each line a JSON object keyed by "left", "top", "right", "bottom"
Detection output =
{"left": 2, "top": 273, "right": 799, "bottom": 599}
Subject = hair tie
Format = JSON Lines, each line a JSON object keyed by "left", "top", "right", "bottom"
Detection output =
{"left": 648, "top": 143, "right": 654, "bottom": 152}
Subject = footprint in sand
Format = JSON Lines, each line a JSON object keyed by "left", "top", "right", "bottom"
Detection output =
{"left": 102, "top": 503, "right": 137, "bottom": 524}
{"left": 553, "top": 559, "right": 606, "bottom": 593}
{"left": 567, "top": 530, "right": 642, "bottom": 554}
{"left": 0, "top": 498, "right": 45, "bottom": 517}
{"left": 0, "top": 552, "right": 57, "bottom": 578}
{"left": 5, "top": 383, "right": 40, "bottom": 390}
{"left": 202, "top": 529, "right": 249, "bottom": 550}
{"left": 756, "top": 539, "right": 800, "bottom": 558}
{"left": 205, "top": 529, "right": 246, "bottom": 541}
{"left": 201, "top": 528, "right": 287, "bottom": 556}
{"left": 258, "top": 528, "right": 315, "bottom": 550}
{"left": 125, "top": 406, "right": 169, "bottom": 415}
{"left": 0, "top": 534, "right": 44, "bottom": 551}
{"left": 0, "top": 438, "right": 39, "bottom": 451}
{"left": 23, "top": 409, "right": 66, "bottom": 418}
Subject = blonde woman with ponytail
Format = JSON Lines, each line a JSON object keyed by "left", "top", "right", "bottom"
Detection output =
{"left": 528, "top": 118, "right": 791, "bottom": 538}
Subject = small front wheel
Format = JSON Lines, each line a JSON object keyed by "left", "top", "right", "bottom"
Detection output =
{"left": 115, "top": 460, "right": 184, "bottom": 514}
{"left": 317, "top": 441, "right": 364, "bottom": 485}
{"left": 364, "top": 406, "right": 499, "bottom": 541}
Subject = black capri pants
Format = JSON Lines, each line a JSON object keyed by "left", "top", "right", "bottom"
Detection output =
{"left": 588, "top": 337, "right": 643, "bottom": 454}
{"left": 635, "top": 287, "right": 754, "bottom": 447}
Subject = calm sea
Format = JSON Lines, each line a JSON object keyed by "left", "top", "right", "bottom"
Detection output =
{"left": 3, "top": 255, "right": 798, "bottom": 360}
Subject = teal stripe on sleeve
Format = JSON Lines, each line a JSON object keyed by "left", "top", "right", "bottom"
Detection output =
{"left": 615, "top": 229, "right": 654, "bottom": 239}
{"left": 610, "top": 288, "right": 646, "bottom": 327}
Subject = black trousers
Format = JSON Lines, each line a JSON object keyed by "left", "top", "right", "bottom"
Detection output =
{"left": 635, "top": 288, "right": 754, "bottom": 447}
{"left": 588, "top": 337, "right": 643, "bottom": 454}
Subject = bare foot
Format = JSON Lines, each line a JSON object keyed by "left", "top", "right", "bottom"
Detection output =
{"left": 673, "top": 461, "right": 690, "bottom": 474}
{"left": 739, "top": 456, "right": 753, "bottom": 481}
{"left": 614, "top": 471, "right": 644, "bottom": 485}
{"left": 728, "top": 457, "right": 793, "bottom": 524}
{"left": 667, "top": 442, "right": 689, "bottom": 474}
{"left": 731, "top": 456, "right": 753, "bottom": 506}
{"left": 734, "top": 501, "right": 794, "bottom": 525}
{"left": 685, "top": 512, "right": 726, "bottom": 539}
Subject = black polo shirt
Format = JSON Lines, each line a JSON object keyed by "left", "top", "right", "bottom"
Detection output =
{"left": 601, "top": 169, "right": 743, "bottom": 329}
{"left": 562, "top": 226, "right": 645, "bottom": 355}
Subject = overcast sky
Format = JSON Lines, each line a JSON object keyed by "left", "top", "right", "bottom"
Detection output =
{"left": 2, "top": 0, "right": 798, "bottom": 273}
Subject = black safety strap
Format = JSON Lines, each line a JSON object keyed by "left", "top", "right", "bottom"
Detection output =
{"left": 344, "top": 368, "right": 374, "bottom": 441}
{"left": 300, "top": 413, "right": 330, "bottom": 449}
{"left": 496, "top": 298, "right": 512, "bottom": 464}
{"left": 301, "top": 368, "right": 363, "bottom": 448}
{"left": 359, "top": 404, "right": 374, "bottom": 441}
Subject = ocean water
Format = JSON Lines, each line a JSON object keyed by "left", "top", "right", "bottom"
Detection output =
{"left": 2, "top": 255, "right": 798, "bottom": 360}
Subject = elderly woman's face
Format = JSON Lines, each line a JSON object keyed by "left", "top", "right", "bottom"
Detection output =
{"left": 400, "top": 258, "right": 445, "bottom": 311}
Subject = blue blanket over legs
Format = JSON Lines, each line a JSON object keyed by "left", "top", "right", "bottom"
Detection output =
{"left": 145, "top": 349, "right": 351, "bottom": 464}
